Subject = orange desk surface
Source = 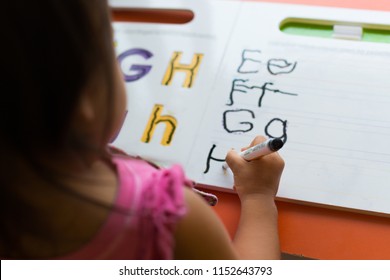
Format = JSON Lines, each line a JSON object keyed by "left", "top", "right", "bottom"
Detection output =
{"left": 113, "top": 0, "right": 390, "bottom": 260}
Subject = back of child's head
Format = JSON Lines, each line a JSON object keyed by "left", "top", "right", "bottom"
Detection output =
{"left": 0, "top": 0, "right": 118, "bottom": 258}
{"left": 0, "top": 0, "right": 115, "bottom": 153}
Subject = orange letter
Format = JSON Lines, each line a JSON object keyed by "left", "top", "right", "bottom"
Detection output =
{"left": 162, "top": 52, "right": 204, "bottom": 88}
{"left": 141, "top": 104, "right": 177, "bottom": 146}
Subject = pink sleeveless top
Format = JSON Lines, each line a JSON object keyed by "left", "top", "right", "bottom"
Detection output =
{"left": 59, "top": 155, "right": 187, "bottom": 259}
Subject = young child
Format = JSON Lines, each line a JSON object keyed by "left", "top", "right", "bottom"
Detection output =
{"left": 0, "top": 0, "right": 284, "bottom": 260}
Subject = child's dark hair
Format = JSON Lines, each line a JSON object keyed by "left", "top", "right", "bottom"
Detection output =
{"left": 0, "top": 0, "right": 116, "bottom": 258}
{"left": 1, "top": 0, "right": 115, "bottom": 150}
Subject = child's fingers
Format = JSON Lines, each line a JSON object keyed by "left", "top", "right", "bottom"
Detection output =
{"left": 249, "top": 135, "right": 268, "bottom": 147}
{"left": 241, "top": 135, "right": 268, "bottom": 152}
{"left": 240, "top": 146, "right": 249, "bottom": 152}
{"left": 228, "top": 135, "right": 269, "bottom": 167}
{"left": 225, "top": 149, "right": 246, "bottom": 171}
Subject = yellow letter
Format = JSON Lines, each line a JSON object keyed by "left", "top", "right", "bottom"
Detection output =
{"left": 162, "top": 52, "right": 204, "bottom": 88}
{"left": 141, "top": 104, "right": 177, "bottom": 146}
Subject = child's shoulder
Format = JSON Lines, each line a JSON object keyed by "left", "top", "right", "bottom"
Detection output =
{"left": 109, "top": 150, "right": 187, "bottom": 205}
{"left": 108, "top": 145, "right": 218, "bottom": 206}
{"left": 111, "top": 152, "right": 183, "bottom": 181}
{"left": 109, "top": 146, "right": 164, "bottom": 169}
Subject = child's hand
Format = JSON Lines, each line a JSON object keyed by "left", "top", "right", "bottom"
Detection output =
{"left": 225, "top": 135, "right": 285, "bottom": 201}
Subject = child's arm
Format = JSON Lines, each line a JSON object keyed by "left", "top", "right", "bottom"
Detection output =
{"left": 227, "top": 135, "right": 283, "bottom": 259}
{"left": 174, "top": 135, "right": 284, "bottom": 259}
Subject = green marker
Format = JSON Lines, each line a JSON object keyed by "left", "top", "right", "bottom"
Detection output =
{"left": 280, "top": 19, "right": 390, "bottom": 43}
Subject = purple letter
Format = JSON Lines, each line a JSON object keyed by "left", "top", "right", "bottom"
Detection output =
{"left": 117, "top": 48, "right": 153, "bottom": 82}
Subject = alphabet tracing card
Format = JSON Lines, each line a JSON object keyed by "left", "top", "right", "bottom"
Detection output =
{"left": 111, "top": 0, "right": 390, "bottom": 216}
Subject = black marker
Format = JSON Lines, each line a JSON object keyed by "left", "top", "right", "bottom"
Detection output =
{"left": 222, "top": 138, "right": 284, "bottom": 170}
